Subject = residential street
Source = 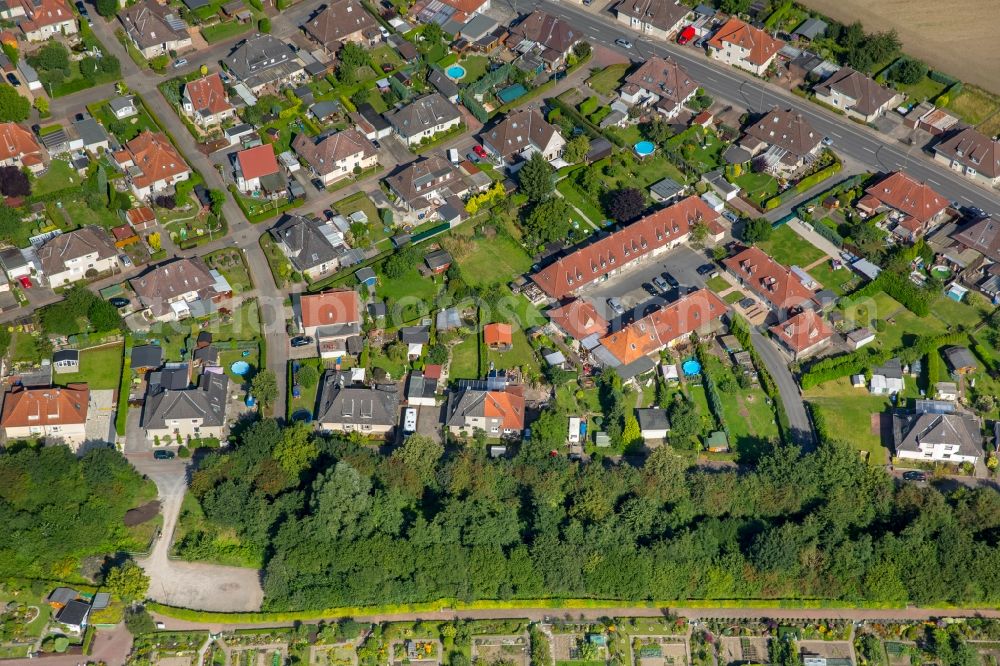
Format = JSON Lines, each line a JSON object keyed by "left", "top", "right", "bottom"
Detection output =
{"left": 750, "top": 327, "right": 815, "bottom": 449}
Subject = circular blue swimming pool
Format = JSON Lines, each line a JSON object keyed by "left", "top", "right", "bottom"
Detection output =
{"left": 682, "top": 359, "right": 701, "bottom": 376}
{"left": 230, "top": 361, "right": 250, "bottom": 376}
{"left": 634, "top": 140, "right": 656, "bottom": 156}
{"left": 446, "top": 64, "right": 466, "bottom": 80}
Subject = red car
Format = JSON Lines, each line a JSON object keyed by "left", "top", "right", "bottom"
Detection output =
{"left": 677, "top": 26, "right": 696, "bottom": 45}
{"left": 17, "top": 276, "right": 31, "bottom": 289}
{"left": 473, "top": 144, "right": 488, "bottom": 159}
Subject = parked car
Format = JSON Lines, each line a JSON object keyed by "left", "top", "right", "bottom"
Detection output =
{"left": 822, "top": 136, "right": 833, "bottom": 146}
{"left": 466, "top": 151, "right": 481, "bottom": 163}
{"left": 608, "top": 297, "right": 625, "bottom": 315}
{"left": 17, "top": 276, "right": 31, "bottom": 288}
{"left": 653, "top": 276, "right": 669, "bottom": 291}
{"left": 473, "top": 144, "right": 488, "bottom": 159}
{"left": 153, "top": 450, "right": 175, "bottom": 460}
{"left": 661, "top": 271, "right": 679, "bottom": 288}
{"left": 696, "top": 263, "right": 716, "bottom": 275}
{"left": 902, "top": 471, "right": 927, "bottom": 482}
{"left": 6, "top": 73, "right": 19, "bottom": 86}
{"left": 172, "top": 58, "right": 188, "bottom": 68}
{"left": 119, "top": 254, "right": 132, "bottom": 267}
{"left": 109, "top": 297, "right": 130, "bottom": 308}
{"left": 642, "top": 282, "right": 658, "bottom": 296}
{"left": 290, "top": 336, "right": 313, "bottom": 348}
{"left": 614, "top": 38, "right": 633, "bottom": 49}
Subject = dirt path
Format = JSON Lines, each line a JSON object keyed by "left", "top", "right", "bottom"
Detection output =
{"left": 797, "top": 0, "right": 1000, "bottom": 95}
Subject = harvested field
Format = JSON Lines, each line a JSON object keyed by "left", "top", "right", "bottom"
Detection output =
{"left": 124, "top": 500, "right": 161, "bottom": 526}
{"left": 798, "top": 0, "right": 1000, "bottom": 95}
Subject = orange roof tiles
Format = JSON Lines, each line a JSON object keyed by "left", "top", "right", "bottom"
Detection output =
{"left": 236, "top": 143, "right": 279, "bottom": 181}
{"left": 482, "top": 388, "right": 525, "bottom": 431}
{"left": 532, "top": 196, "right": 720, "bottom": 299}
{"left": 723, "top": 246, "right": 817, "bottom": 310}
{"left": 300, "top": 290, "right": 360, "bottom": 329}
{"left": 124, "top": 131, "right": 189, "bottom": 190}
{"left": 0, "top": 122, "right": 42, "bottom": 163}
{"left": 185, "top": 73, "right": 234, "bottom": 117}
{"left": 769, "top": 309, "right": 833, "bottom": 353}
{"left": 707, "top": 17, "right": 784, "bottom": 66}
{"left": 599, "top": 289, "right": 727, "bottom": 365}
{"left": 126, "top": 206, "right": 156, "bottom": 226}
{"left": 1, "top": 384, "right": 89, "bottom": 428}
{"left": 864, "top": 171, "right": 947, "bottom": 226}
{"left": 484, "top": 323, "right": 513, "bottom": 347}
{"left": 546, "top": 299, "right": 609, "bottom": 341}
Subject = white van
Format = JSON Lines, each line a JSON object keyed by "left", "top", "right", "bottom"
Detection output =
{"left": 448, "top": 148, "right": 460, "bottom": 164}
{"left": 403, "top": 407, "right": 418, "bottom": 434}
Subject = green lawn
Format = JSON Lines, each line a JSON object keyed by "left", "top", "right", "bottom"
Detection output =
{"left": 205, "top": 249, "right": 253, "bottom": 294}
{"left": 88, "top": 98, "right": 161, "bottom": 142}
{"left": 453, "top": 233, "right": 533, "bottom": 287}
{"left": 733, "top": 172, "right": 780, "bottom": 203}
{"left": 929, "top": 293, "right": 988, "bottom": 330}
{"left": 724, "top": 291, "right": 743, "bottom": 304}
{"left": 757, "top": 224, "right": 827, "bottom": 268}
{"left": 666, "top": 127, "right": 726, "bottom": 173}
{"left": 895, "top": 75, "right": 947, "bottom": 103}
{"left": 720, "top": 385, "right": 779, "bottom": 454}
{"left": 376, "top": 266, "right": 440, "bottom": 318}
{"left": 486, "top": 325, "right": 540, "bottom": 375}
{"left": 945, "top": 85, "right": 1000, "bottom": 125}
{"left": 557, "top": 178, "right": 605, "bottom": 226}
{"left": 369, "top": 344, "right": 408, "bottom": 380}
{"left": 686, "top": 383, "right": 713, "bottom": 434}
{"left": 207, "top": 299, "right": 262, "bottom": 342}
{"left": 288, "top": 358, "right": 324, "bottom": 419}
{"left": 200, "top": 20, "right": 251, "bottom": 44}
{"left": 371, "top": 44, "right": 404, "bottom": 71}
{"left": 805, "top": 377, "right": 891, "bottom": 464}
{"left": 705, "top": 275, "right": 730, "bottom": 293}
{"left": 33, "top": 159, "right": 81, "bottom": 196}
{"left": 586, "top": 63, "right": 629, "bottom": 96}
{"left": 450, "top": 335, "right": 480, "bottom": 379}
{"left": 47, "top": 198, "right": 121, "bottom": 232}
{"left": 221, "top": 347, "right": 260, "bottom": 387}
{"left": 53, "top": 344, "right": 124, "bottom": 390}
{"left": 458, "top": 55, "right": 489, "bottom": 83}
{"left": 808, "top": 259, "right": 857, "bottom": 296}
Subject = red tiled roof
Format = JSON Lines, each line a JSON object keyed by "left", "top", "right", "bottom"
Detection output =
{"left": 770, "top": 309, "right": 833, "bottom": 353}
{"left": 439, "top": 0, "right": 489, "bottom": 14}
{"left": 482, "top": 387, "right": 525, "bottom": 431}
{"left": 723, "top": 246, "right": 817, "bottom": 310}
{"left": 111, "top": 224, "right": 136, "bottom": 241}
{"left": 300, "top": 289, "right": 360, "bottom": 329}
{"left": 1, "top": 384, "right": 89, "bottom": 428}
{"left": 599, "top": 289, "right": 727, "bottom": 365}
{"left": 532, "top": 196, "right": 719, "bottom": 299}
{"left": 236, "top": 143, "right": 279, "bottom": 181}
{"left": 126, "top": 206, "right": 156, "bottom": 226}
{"left": 864, "top": 171, "right": 947, "bottom": 226}
{"left": 707, "top": 17, "right": 784, "bottom": 67}
{"left": 18, "top": 0, "right": 74, "bottom": 33}
{"left": 483, "top": 323, "right": 513, "bottom": 346}
{"left": 546, "top": 298, "right": 609, "bottom": 341}
{"left": 185, "top": 73, "right": 234, "bottom": 117}
{"left": 0, "top": 122, "right": 42, "bottom": 163}
{"left": 424, "top": 364, "right": 443, "bottom": 380}
{"left": 125, "top": 131, "right": 189, "bottom": 190}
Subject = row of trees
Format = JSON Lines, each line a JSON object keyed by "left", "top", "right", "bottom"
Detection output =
{"left": 176, "top": 416, "right": 1000, "bottom": 611}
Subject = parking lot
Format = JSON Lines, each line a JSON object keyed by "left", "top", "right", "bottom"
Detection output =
{"left": 582, "top": 245, "right": 716, "bottom": 326}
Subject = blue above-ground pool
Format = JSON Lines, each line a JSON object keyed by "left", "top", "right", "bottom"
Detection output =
{"left": 446, "top": 64, "right": 466, "bottom": 80}
{"left": 498, "top": 84, "right": 527, "bottom": 104}
{"left": 634, "top": 140, "right": 656, "bottom": 157}
{"left": 230, "top": 360, "right": 251, "bottom": 376}
{"left": 682, "top": 358, "right": 701, "bottom": 376}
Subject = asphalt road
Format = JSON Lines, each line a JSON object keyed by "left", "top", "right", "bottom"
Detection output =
{"left": 531, "top": 0, "right": 1000, "bottom": 216}
{"left": 751, "top": 326, "right": 815, "bottom": 449}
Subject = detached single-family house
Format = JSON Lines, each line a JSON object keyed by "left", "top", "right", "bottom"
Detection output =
{"left": 857, "top": 171, "right": 949, "bottom": 239}
{"left": 0, "top": 121, "right": 45, "bottom": 173}
{"left": 894, "top": 404, "right": 982, "bottom": 465}
{"left": 0, "top": 384, "right": 89, "bottom": 449}
{"left": 481, "top": 108, "right": 565, "bottom": 169}
{"left": 483, "top": 323, "right": 513, "bottom": 351}
{"left": 299, "top": 289, "right": 362, "bottom": 357}
{"left": 870, "top": 358, "right": 904, "bottom": 395}
{"left": 12, "top": 0, "right": 77, "bottom": 42}
{"left": 613, "top": 0, "right": 688, "bottom": 40}
{"left": 233, "top": 143, "right": 283, "bottom": 195}
{"left": 386, "top": 93, "right": 462, "bottom": 147}
{"left": 385, "top": 155, "right": 468, "bottom": 217}
{"left": 130, "top": 257, "right": 230, "bottom": 322}
{"left": 72, "top": 116, "right": 110, "bottom": 154}
{"left": 315, "top": 370, "right": 399, "bottom": 436}
{"left": 302, "top": 0, "right": 381, "bottom": 54}
{"left": 769, "top": 308, "right": 833, "bottom": 359}
{"left": 739, "top": 108, "right": 823, "bottom": 173}
{"left": 707, "top": 17, "right": 784, "bottom": 76}
{"left": 182, "top": 73, "right": 236, "bottom": 128}
{"left": 110, "top": 96, "right": 138, "bottom": 120}
{"left": 532, "top": 196, "right": 718, "bottom": 299}
{"left": 37, "top": 226, "right": 119, "bottom": 287}
{"left": 113, "top": 131, "right": 191, "bottom": 200}
{"left": 723, "top": 245, "right": 818, "bottom": 316}
{"left": 400, "top": 325, "right": 429, "bottom": 359}
{"left": 618, "top": 55, "right": 698, "bottom": 120}
{"left": 446, "top": 385, "right": 526, "bottom": 437}
{"left": 270, "top": 214, "right": 345, "bottom": 280}
{"left": 292, "top": 128, "right": 378, "bottom": 187}
{"left": 813, "top": 66, "right": 900, "bottom": 122}
{"left": 507, "top": 10, "right": 580, "bottom": 69}
{"left": 223, "top": 34, "right": 305, "bottom": 93}
{"left": 636, "top": 407, "right": 670, "bottom": 441}
{"left": 55, "top": 599, "right": 90, "bottom": 633}
{"left": 933, "top": 127, "right": 1000, "bottom": 188}
{"left": 119, "top": 0, "right": 191, "bottom": 60}
{"left": 142, "top": 371, "right": 229, "bottom": 442}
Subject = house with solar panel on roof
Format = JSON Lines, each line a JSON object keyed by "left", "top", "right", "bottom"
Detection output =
{"left": 118, "top": 0, "right": 192, "bottom": 60}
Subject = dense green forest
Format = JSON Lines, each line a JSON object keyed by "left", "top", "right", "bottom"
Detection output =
{"left": 0, "top": 446, "right": 154, "bottom": 580}
{"left": 182, "top": 418, "right": 1000, "bottom": 610}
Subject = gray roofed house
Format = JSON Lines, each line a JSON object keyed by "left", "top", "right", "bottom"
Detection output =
{"left": 302, "top": 0, "right": 381, "bottom": 54}
{"left": 142, "top": 371, "right": 230, "bottom": 441}
{"left": 119, "top": 0, "right": 192, "bottom": 59}
{"left": 894, "top": 408, "right": 982, "bottom": 465}
{"left": 740, "top": 108, "right": 822, "bottom": 170}
{"left": 223, "top": 34, "right": 304, "bottom": 92}
{"left": 400, "top": 326, "right": 430, "bottom": 344}
{"left": 109, "top": 96, "right": 138, "bottom": 119}
{"left": 56, "top": 600, "right": 90, "bottom": 631}
{"left": 385, "top": 154, "right": 467, "bottom": 214}
{"left": 131, "top": 344, "right": 163, "bottom": 370}
{"left": 649, "top": 176, "right": 686, "bottom": 203}
{"left": 459, "top": 13, "right": 498, "bottom": 41}
{"left": 270, "top": 214, "right": 343, "bottom": 280}
{"left": 481, "top": 107, "right": 565, "bottom": 167}
{"left": 72, "top": 116, "right": 109, "bottom": 153}
{"left": 613, "top": 0, "right": 689, "bottom": 40}
{"left": 637, "top": 407, "right": 670, "bottom": 440}
{"left": 315, "top": 370, "right": 399, "bottom": 436}
{"left": 814, "top": 66, "right": 899, "bottom": 122}
{"left": 944, "top": 346, "right": 978, "bottom": 374}
{"left": 406, "top": 369, "right": 438, "bottom": 406}
{"left": 933, "top": 127, "right": 1000, "bottom": 187}
{"left": 130, "top": 257, "right": 224, "bottom": 321}
{"left": 47, "top": 588, "right": 78, "bottom": 605}
{"left": 508, "top": 10, "right": 580, "bottom": 67}
{"left": 310, "top": 101, "right": 344, "bottom": 124}
{"left": 427, "top": 67, "right": 459, "bottom": 102}
{"left": 0, "top": 247, "right": 28, "bottom": 279}
{"left": 292, "top": 127, "right": 378, "bottom": 186}
{"left": 792, "top": 17, "right": 827, "bottom": 40}
{"left": 37, "top": 226, "right": 119, "bottom": 288}
{"left": 386, "top": 93, "right": 463, "bottom": 147}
